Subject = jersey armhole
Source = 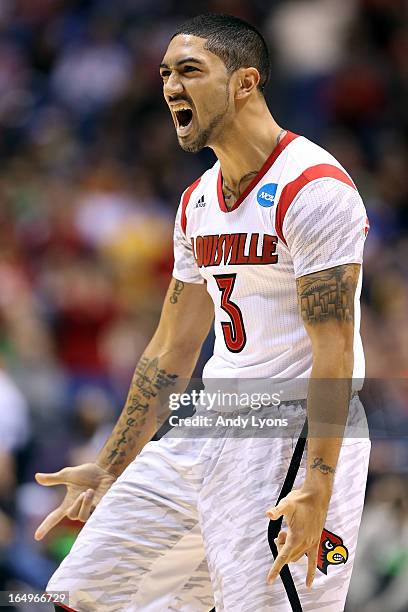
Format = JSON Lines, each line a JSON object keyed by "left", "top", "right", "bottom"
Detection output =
{"left": 181, "top": 177, "right": 201, "bottom": 235}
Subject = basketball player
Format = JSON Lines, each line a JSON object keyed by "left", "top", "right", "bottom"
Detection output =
{"left": 35, "top": 14, "right": 370, "bottom": 612}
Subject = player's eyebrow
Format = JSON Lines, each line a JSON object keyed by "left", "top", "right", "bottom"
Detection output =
{"left": 160, "top": 57, "right": 204, "bottom": 69}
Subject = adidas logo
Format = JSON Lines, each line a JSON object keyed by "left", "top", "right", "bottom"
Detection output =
{"left": 195, "top": 195, "right": 206, "bottom": 208}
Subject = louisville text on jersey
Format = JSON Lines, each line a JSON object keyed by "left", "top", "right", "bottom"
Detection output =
{"left": 191, "top": 233, "right": 278, "bottom": 268}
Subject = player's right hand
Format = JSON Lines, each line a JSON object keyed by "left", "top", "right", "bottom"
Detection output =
{"left": 34, "top": 463, "right": 116, "bottom": 541}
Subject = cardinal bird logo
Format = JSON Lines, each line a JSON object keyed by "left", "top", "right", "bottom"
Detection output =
{"left": 317, "top": 529, "right": 348, "bottom": 575}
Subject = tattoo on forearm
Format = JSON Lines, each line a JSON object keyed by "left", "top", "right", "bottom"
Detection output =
{"left": 311, "top": 457, "right": 336, "bottom": 475}
{"left": 296, "top": 264, "right": 359, "bottom": 324}
{"left": 170, "top": 280, "right": 185, "bottom": 304}
{"left": 106, "top": 356, "right": 178, "bottom": 467}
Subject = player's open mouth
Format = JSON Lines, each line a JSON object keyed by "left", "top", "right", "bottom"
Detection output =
{"left": 174, "top": 107, "right": 193, "bottom": 136}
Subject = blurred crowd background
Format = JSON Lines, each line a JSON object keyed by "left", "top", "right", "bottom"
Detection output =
{"left": 0, "top": 0, "right": 407, "bottom": 610}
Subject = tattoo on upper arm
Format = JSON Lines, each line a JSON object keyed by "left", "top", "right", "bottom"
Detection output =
{"left": 170, "top": 280, "right": 185, "bottom": 304}
{"left": 311, "top": 457, "right": 336, "bottom": 475}
{"left": 296, "top": 264, "right": 360, "bottom": 325}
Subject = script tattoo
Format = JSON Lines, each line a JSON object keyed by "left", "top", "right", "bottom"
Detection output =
{"left": 296, "top": 264, "right": 359, "bottom": 325}
{"left": 223, "top": 170, "right": 258, "bottom": 206}
{"left": 276, "top": 128, "right": 286, "bottom": 144}
{"left": 311, "top": 457, "right": 336, "bottom": 475}
{"left": 170, "top": 280, "right": 185, "bottom": 304}
{"left": 222, "top": 129, "right": 286, "bottom": 208}
{"left": 106, "top": 356, "right": 178, "bottom": 467}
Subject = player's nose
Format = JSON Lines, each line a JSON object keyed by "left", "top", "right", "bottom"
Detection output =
{"left": 164, "top": 72, "right": 184, "bottom": 99}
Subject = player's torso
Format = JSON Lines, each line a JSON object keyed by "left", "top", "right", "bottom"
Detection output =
{"left": 182, "top": 132, "right": 363, "bottom": 390}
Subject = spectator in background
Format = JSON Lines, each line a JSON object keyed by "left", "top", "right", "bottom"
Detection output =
{"left": 51, "top": 16, "right": 131, "bottom": 117}
{"left": 0, "top": 366, "right": 30, "bottom": 452}
{"left": 348, "top": 475, "right": 408, "bottom": 612}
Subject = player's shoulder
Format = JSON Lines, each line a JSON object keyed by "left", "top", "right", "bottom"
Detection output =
{"left": 283, "top": 133, "right": 357, "bottom": 190}
{"left": 287, "top": 133, "right": 335, "bottom": 159}
{"left": 274, "top": 134, "right": 366, "bottom": 244}
{"left": 178, "top": 162, "right": 218, "bottom": 234}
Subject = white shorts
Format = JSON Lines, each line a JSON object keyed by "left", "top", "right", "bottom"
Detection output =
{"left": 47, "top": 397, "right": 370, "bottom": 612}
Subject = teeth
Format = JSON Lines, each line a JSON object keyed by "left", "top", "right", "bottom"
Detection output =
{"left": 173, "top": 105, "right": 191, "bottom": 111}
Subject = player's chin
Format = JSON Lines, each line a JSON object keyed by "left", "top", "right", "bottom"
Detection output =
{"left": 178, "top": 138, "right": 203, "bottom": 154}
{"left": 177, "top": 127, "right": 202, "bottom": 153}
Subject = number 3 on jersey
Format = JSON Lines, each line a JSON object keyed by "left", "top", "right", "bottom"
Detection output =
{"left": 214, "top": 274, "right": 247, "bottom": 353}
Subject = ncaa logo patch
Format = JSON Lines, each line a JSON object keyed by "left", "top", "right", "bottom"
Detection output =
{"left": 257, "top": 183, "right": 278, "bottom": 207}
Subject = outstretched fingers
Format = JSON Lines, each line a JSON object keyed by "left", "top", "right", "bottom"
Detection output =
{"left": 34, "top": 506, "right": 65, "bottom": 541}
{"left": 267, "top": 534, "right": 296, "bottom": 584}
{"left": 266, "top": 498, "right": 291, "bottom": 521}
{"left": 306, "top": 544, "right": 319, "bottom": 588}
{"left": 35, "top": 468, "right": 69, "bottom": 487}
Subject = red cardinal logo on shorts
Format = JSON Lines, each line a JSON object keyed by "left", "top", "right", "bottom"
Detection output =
{"left": 317, "top": 528, "right": 348, "bottom": 575}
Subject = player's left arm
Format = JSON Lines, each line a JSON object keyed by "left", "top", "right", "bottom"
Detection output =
{"left": 266, "top": 262, "right": 360, "bottom": 587}
{"left": 297, "top": 261, "right": 360, "bottom": 489}
{"left": 264, "top": 174, "right": 369, "bottom": 587}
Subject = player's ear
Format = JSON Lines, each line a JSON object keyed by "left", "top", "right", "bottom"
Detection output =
{"left": 234, "top": 67, "right": 260, "bottom": 100}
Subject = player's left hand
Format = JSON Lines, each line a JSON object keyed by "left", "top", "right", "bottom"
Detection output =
{"left": 265, "top": 486, "right": 330, "bottom": 588}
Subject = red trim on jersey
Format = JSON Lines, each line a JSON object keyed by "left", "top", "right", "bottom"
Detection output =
{"left": 217, "top": 130, "right": 299, "bottom": 213}
{"left": 181, "top": 177, "right": 201, "bottom": 234}
{"left": 364, "top": 216, "right": 370, "bottom": 236}
{"left": 54, "top": 603, "right": 78, "bottom": 612}
{"left": 275, "top": 163, "right": 357, "bottom": 246}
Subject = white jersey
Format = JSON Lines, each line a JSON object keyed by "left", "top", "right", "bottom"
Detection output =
{"left": 173, "top": 131, "right": 369, "bottom": 399}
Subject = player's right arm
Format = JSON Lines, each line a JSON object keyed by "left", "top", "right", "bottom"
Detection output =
{"left": 97, "top": 276, "right": 213, "bottom": 475}
{"left": 34, "top": 276, "right": 213, "bottom": 540}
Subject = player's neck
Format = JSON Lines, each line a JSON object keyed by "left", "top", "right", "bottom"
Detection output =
{"left": 211, "top": 103, "right": 284, "bottom": 210}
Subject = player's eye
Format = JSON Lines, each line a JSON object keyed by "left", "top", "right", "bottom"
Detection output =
{"left": 325, "top": 541, "right": 334, "bottom": 550}
{"left": 183, "top": 66, "right": 199, "bottom": 73}
{"left": 160, "top": 70, "right": 171, "bottom": 79}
